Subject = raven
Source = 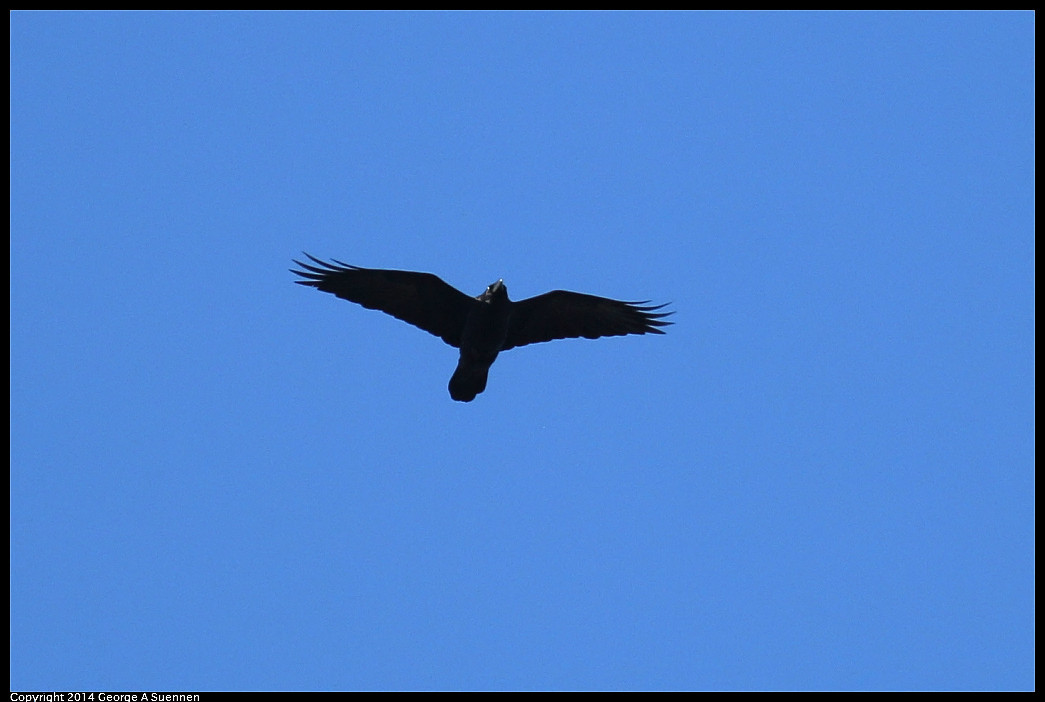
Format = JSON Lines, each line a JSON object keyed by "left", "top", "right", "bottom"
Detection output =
{"left": 291, "top": 254, "right": 672, "bottom": 401}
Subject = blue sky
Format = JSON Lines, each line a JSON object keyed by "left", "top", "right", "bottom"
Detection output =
{"left": 10, "top": 12, "right": 1034, "bottom": 691}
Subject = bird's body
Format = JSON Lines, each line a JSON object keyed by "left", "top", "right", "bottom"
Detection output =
{"left": 291, "top": 255, "right": 672, "bottom": 401}
{"left": 449, "top": 280, "right": 511, "bottom": 401}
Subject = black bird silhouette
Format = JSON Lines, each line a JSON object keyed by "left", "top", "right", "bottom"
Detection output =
{"left": 291, "top": 254, "right": 673, "bottom": 402}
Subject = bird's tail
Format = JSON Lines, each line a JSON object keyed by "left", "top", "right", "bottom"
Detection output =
{"left": 448, "top": 359, "right": 490, "bottom": 402}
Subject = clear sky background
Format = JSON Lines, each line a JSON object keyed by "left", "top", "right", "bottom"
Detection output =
{"left": 10, "top": 12, "right": 1034, "bottom": 691}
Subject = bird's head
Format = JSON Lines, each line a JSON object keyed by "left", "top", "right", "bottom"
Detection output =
{"left": 480, "top": 279, "right": 507, "bottom": 303}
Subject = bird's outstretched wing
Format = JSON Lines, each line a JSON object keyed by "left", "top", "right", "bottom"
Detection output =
{"left": 503, "top": 290, "right": 673, "bottom": 351}
{"left": 291, "top": 254, "right": 474, "bottom": 348}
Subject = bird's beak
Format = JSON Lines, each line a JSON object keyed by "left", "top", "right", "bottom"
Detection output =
{"left": 491, "top": 280, "right": 504, "bottom": 293}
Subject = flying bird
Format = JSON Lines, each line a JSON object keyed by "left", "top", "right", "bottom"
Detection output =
{"left": 291, "top": 254, "right": 672, "bottom": 402}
